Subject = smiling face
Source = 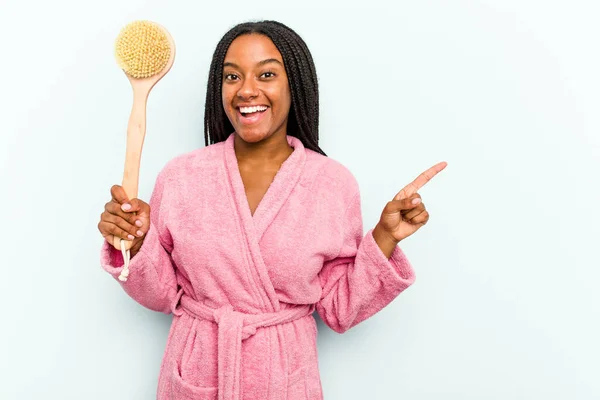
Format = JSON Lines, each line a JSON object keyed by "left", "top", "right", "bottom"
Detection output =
{"left": 221, "top": 33, "right": 292, "bottom": 144}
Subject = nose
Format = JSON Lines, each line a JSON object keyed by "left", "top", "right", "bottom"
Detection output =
{"left": 237, "top": 77, "right": 259, "bottom": 100}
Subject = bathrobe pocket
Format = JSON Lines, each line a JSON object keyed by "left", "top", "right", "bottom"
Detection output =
{"left": 170, "top": 360, "right": 217, "bottom": 400}
{"left": 287, "top": 367, "right": 308, "bottom": 400}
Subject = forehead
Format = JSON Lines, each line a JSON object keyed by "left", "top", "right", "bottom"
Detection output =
{"left": 223, "top": 34, "right": 283, "bottom": 66}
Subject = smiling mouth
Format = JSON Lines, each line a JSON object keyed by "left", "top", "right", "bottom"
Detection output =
{"left": 237, "top": 106, "right": 269, "bottom": 124}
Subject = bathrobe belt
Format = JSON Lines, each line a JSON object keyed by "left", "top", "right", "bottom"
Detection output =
{"left": 172, "top": 289, "right": 315, "bottom": 400}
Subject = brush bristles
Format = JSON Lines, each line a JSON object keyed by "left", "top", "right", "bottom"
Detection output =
{"left": 115, "top": 20, "right": 171, "bottom": 79}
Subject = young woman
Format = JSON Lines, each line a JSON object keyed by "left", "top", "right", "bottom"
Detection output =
{"left": 98, "top": 20, "right": 445, "bottom": 400}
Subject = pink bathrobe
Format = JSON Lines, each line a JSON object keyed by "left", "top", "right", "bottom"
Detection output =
{"left": 101, "top": 133, "right": 415, "bottom": 400}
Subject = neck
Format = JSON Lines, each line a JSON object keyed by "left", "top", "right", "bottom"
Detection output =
{"left": 234, "top": 131, "right": 293, "bottom": 168}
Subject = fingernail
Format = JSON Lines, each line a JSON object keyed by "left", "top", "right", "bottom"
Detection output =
{"left": 127, "top": 234, "right": 135, "bottom": 240}
{"left": 135, "top": 220, "right": 143, "bottom": 227}
{"left": 412, "top": 198, "right": 421, "bottom": 205}
{"left": 137, "top": 230, "right": 143, "bottom": 237}
{"left": 122, "top": 204, "right": 131, "bottom": 211}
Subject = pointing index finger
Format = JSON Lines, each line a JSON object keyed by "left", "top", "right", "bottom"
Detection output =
{"left": 394, "top": 161, "right": 447, "bottom": 200}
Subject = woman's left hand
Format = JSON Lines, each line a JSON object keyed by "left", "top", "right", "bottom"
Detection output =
{"left": 374, "top": 161, "right": 447, "bottom": 244}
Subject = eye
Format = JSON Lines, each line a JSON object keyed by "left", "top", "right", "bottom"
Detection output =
{"left": 260, "top": 71, "right": 276, "bottom": 79}
{"left": 224, "top": 73, "right": 239, "bottom": 82}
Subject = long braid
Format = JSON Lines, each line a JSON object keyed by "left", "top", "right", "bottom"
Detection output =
{"left": 272, "top": 24, "right": 319, "bottom": 150}
{"left": 203, "top": 21, "right": 326, "bottom": 156}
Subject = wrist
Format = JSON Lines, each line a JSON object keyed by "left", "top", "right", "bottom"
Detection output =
{"left": 130, "top": 239, "right": 144, "bottom": 258}
{"left": 373, "top": 224, "right": 399, "bottom": 246}
{"left": 373, "top": 224, "right": 399, "bottom": 259}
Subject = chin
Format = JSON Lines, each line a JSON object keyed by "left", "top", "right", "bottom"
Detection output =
{"left": 235, "top": 129, "right": 272, "bottom": 144}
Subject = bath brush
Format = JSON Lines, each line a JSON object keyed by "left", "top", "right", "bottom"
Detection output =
{"left": 112, "top": 20, "right": 176, "bottom": 281}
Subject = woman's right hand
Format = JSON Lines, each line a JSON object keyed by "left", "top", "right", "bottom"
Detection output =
{"left": 98, "top": 185, "right": 151, "bottom": 257}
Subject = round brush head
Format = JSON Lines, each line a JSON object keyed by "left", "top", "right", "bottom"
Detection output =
{"left": 114, "top": 20, "right": 171, "bottom": 79}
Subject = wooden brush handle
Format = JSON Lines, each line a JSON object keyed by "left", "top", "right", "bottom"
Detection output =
{"left": 112, "top": 86, "right": 150, "bottom": 251}
{"left": 111, "top": 23, "right": 176, "bottom": 252}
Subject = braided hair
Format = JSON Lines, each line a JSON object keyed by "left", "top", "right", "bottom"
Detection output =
{"left": 204, "top": 20, "right": 326, "bottom": 156}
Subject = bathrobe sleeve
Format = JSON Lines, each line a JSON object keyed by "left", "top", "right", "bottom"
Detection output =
{"left": 100, "top": 168, "right": 178, "bottom": 314}
{"left": 316, "top": 189, "right": 416, "bottom": 333}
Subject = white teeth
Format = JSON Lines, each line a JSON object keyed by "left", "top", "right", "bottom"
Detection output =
{"left": 239, "top": 105, "right": 267, "bottom": 114}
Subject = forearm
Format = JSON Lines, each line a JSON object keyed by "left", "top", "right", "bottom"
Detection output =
{"left": 100, "top": 224, "right": 178, "bottom": 313}
{"left": 317, "top": 229, "right": 415, "bottom": 333}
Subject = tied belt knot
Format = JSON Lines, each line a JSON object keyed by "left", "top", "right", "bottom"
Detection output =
{"left": 172, "top": 289, "right": 314, "bottom": 400}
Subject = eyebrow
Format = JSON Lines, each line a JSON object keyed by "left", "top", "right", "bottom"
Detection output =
{"left": 223, "top": 58, "right": 284, "bottom": 69}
